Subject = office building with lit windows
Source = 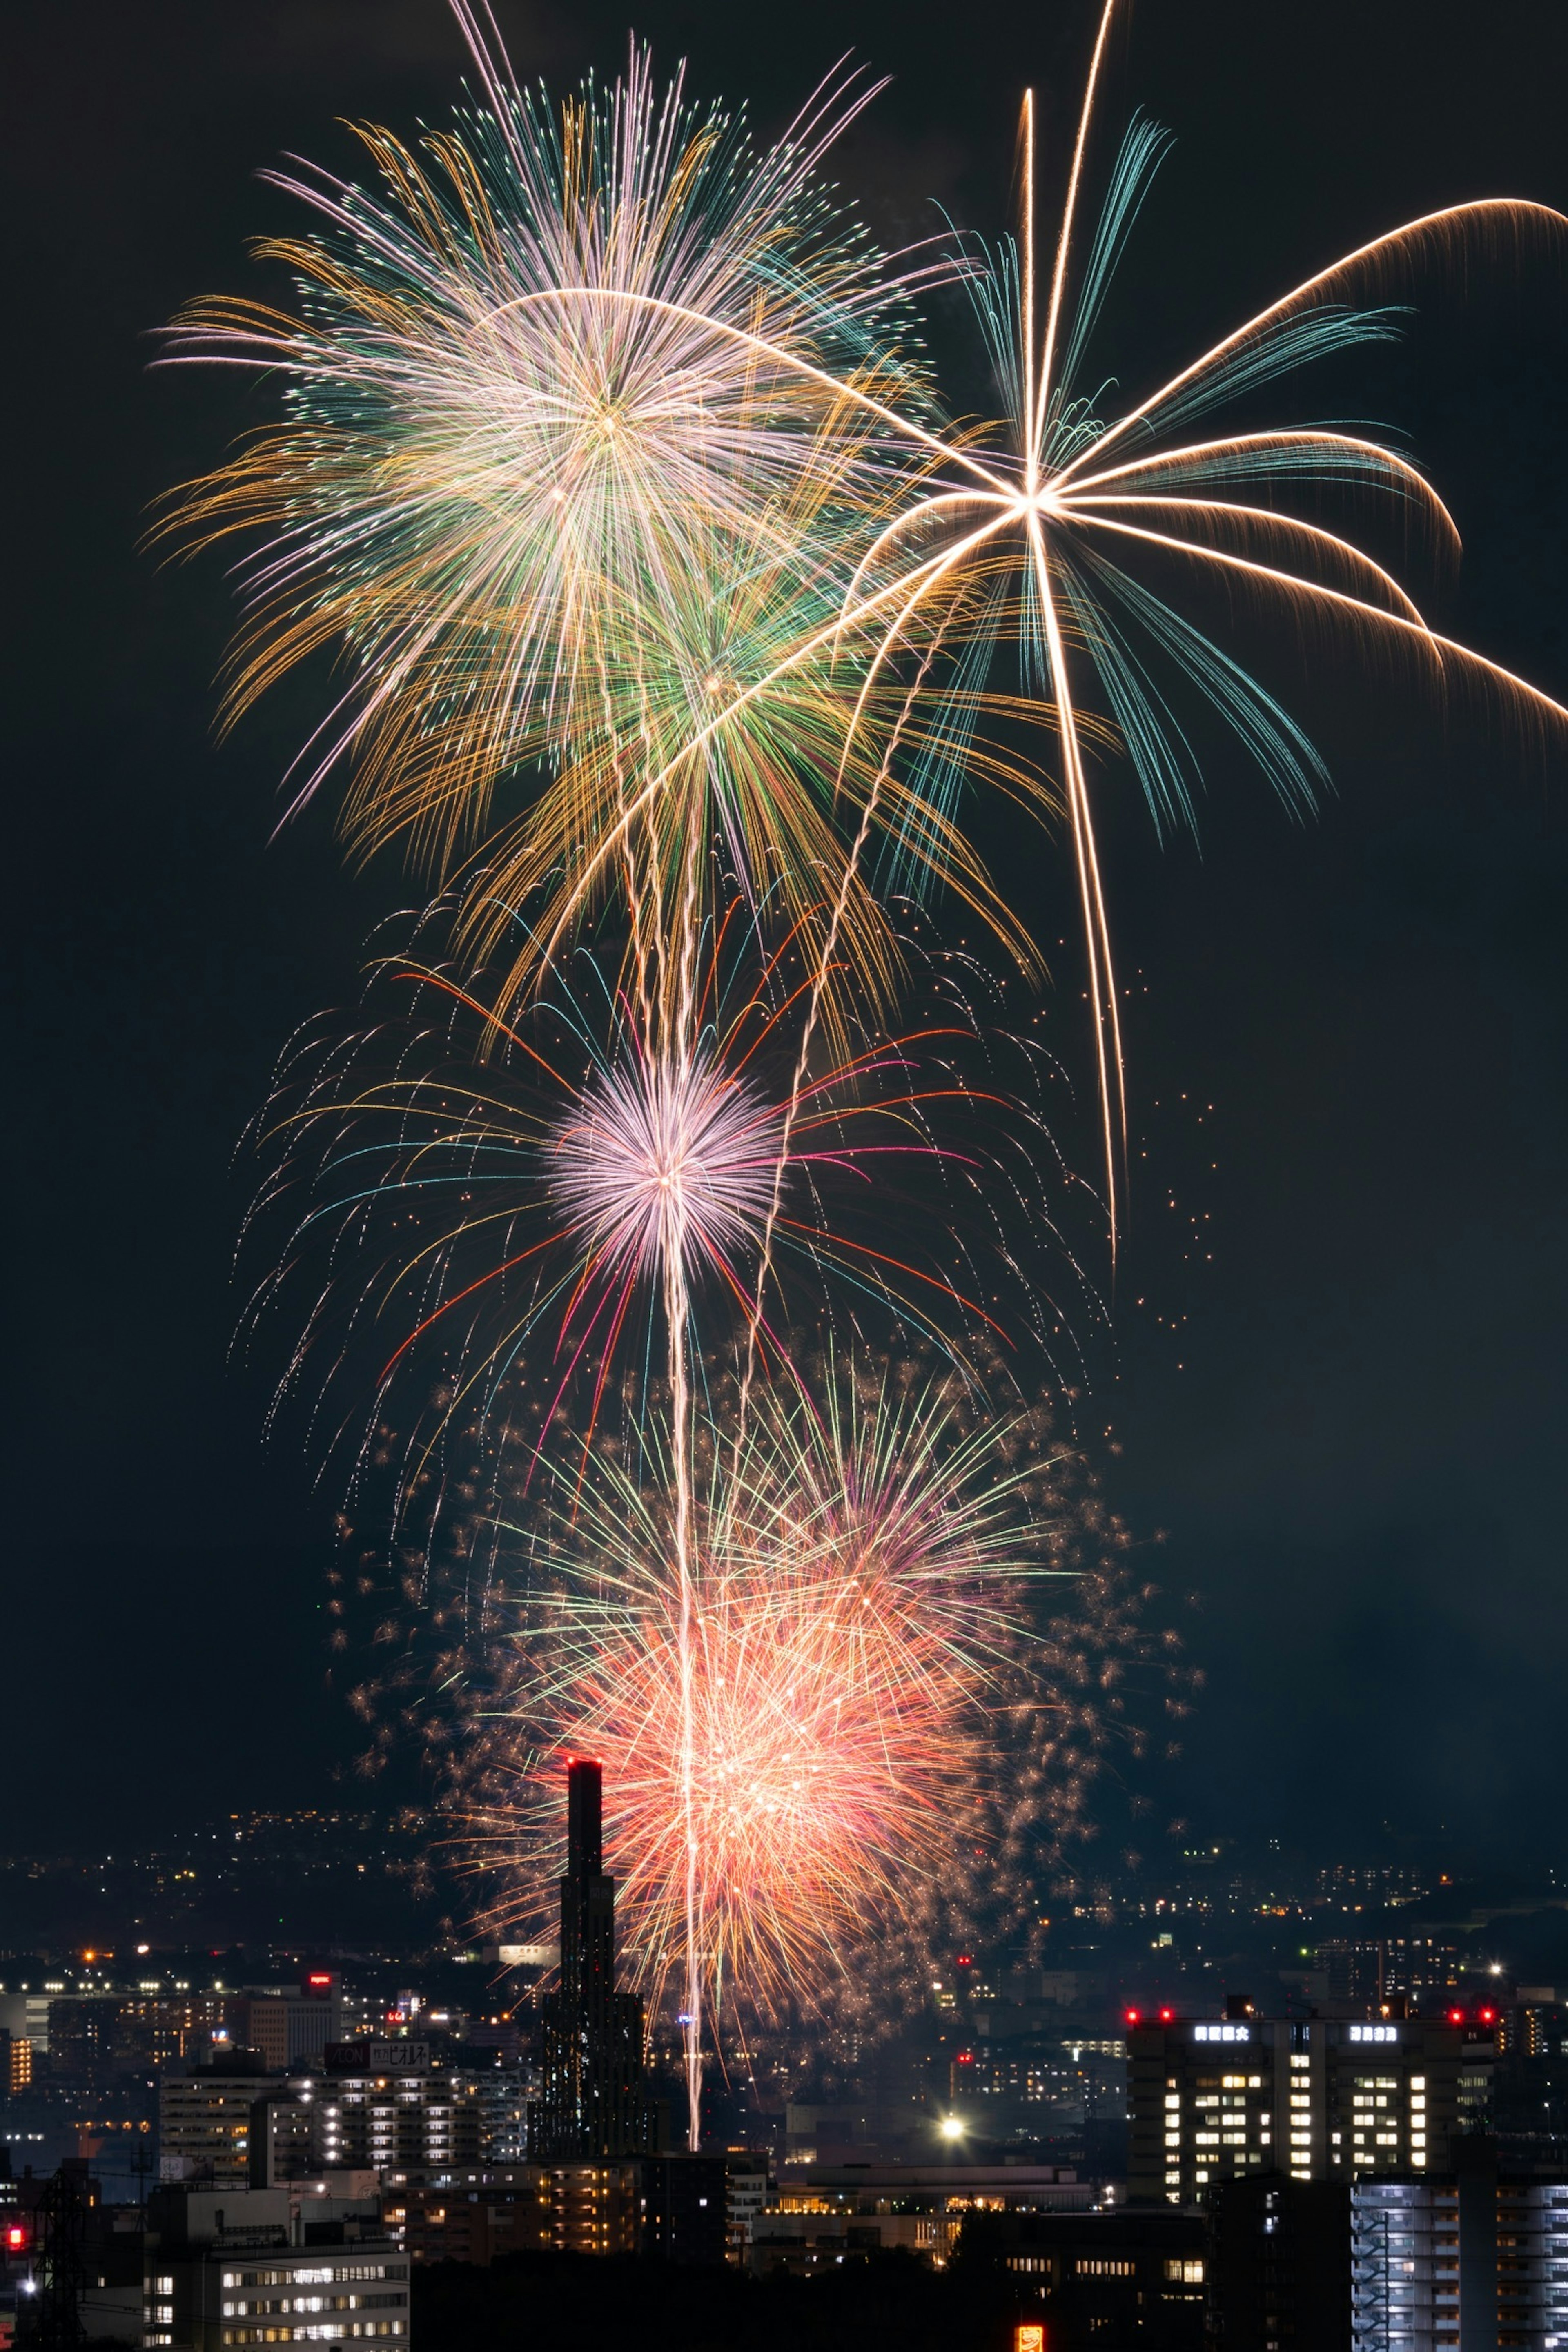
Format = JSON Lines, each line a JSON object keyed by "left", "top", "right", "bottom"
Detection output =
{"left": 1130, "top": 2008, "right": 1495, "bottom": 2204}
{"left": 249, "top": 2063, "right": 483, "bottom": 2183}
{"left": 142, "top": 2185, "right": 408, "bottom": 2352}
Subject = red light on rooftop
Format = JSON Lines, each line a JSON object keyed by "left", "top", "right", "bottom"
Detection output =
{"left": 956, "top": 1956, "right": 973, "bottom": 1968}
{"left": 1448, "top": 2008, "right": 1465, "bottom": 2025}
{"left": 1479, "top": 2008, "right": 1497, "bottom": 2025}
{"left": 1125, "top": 2007, "right": 1142, "bottom": 2026}
{"left": 1158, "top": 2007, "right": 1175, "bottom": 2023}
{"left": 956, "top": 2051, "right": 975, "bottom": 2065}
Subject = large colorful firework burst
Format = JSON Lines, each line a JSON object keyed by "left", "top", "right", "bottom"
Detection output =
{"left": 351, "top": 1362, "right": 1186, "bottom": 2040}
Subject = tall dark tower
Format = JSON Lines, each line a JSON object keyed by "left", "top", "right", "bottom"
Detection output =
{"left": 532, "top": 1757, "right": 649, "bottom": 2159}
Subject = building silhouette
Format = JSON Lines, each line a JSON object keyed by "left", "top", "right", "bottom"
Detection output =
{"left": 530, "top": 1759, "right": 649, "bottom": 2161}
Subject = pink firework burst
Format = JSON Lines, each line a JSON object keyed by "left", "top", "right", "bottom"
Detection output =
{"left": 546, "top": 1049, "right": 785, "bottom": 1292}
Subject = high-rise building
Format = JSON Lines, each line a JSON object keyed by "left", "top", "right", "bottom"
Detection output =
{"left": 472, "top": 2064, "right": 531, "bottom": 2163}
{"left": 641, "top": 2156, "right": 732, "bottom": 2265}
{"left": 46, "top": 1993, "right": 235, "bottom": 2089}
{"left": 1, "top": 2027, "right": 31, "bottom": 2094}
{"left": 530, "top": 1760, "right": 648, "bottom": 2161}
{"left": 1350, "top": 2145, "right": 1568, "bottom": 2350}
{"left": 542, "top": 2161, "right": 643, "bottom": 2254}
{"left": 396, "top": 2171, "right": 552, "bottom": 2264}
{"left": 1130, "top": 2008, "right": 1496, "bottom": 2204}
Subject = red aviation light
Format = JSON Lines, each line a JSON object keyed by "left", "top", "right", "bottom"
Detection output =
{"left": 1479, "top": 2007, "right": 1497, "bottom": 2025}
{"left": 1158, "top": 2007, "right": 1175, "bottom": 2024}
{"left": 1125, "top": 2007, "right": 1143, "bottom": 2026}
{"left": 1448, "top": 2007, "right": 1466, "bottom": 2025}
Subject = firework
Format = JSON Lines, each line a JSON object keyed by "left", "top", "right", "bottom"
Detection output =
{"left": 783, "top": 4, "right": 1568, "bottom": 1230}
{"left": 245, "top": 905, "right": 1084, "bottom": 1537}
{"left": 455, "top": 1367, "right": 1161, "bottom": 2034}
{"left": 154, "top": 38, "right": 1044, "bottom": 1054}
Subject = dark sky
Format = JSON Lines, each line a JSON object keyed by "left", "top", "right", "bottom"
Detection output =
{"left": 6, "top": 0, "right": 1566, "bottom": 1868}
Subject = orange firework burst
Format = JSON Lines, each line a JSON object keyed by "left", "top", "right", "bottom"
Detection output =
{"left": 455, "top": 1369, "right": 1134, "bottom": 2026}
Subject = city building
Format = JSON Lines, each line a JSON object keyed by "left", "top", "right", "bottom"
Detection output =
{"left": 540, "top": 2162, "right": 642, "bottom": 2255}
{"left": 1209, "top": 2173, "right": 1353, "bottom": 2350}
{"left": 961, "top": 2207, "right": 1208, "bottom": 2349}
{"left": 0, "top": 1995, "right": 56, "bottom": 2071}
{"left": 1, "top": 2029, "right": 31, "bottom": 2095}
{"left": 229, "top": 1978, "right": 347, "bottom": 2073}
{"left": 751, "top": 2163, "right": 1095, "bottom": 2273}
{"left": 1350, "top": 2146, "right": 1568, "bottom": 2352}
{"left": 530, "top": 1760, "right": 649, "bottom": 2162}
{"left": 248, "top": 2062, "right": 483, "bottom": 2184}
{"left": 470, "top": 2065, "right": 531, "bottom": 2164}
{"left": 1509, "top": 1994, "right": 1568, "bottom": 2061}
{"left": 641, "top": 2155, "right": 731, "bottom": 2265}
{"left": 1130, "top": 2007, "right": 1496, "bottom": 2203}
{"left": 161, "top": 2054, "right": 280, "bottom": 2189}
{"left": 142, "top": 2183, "right": 408, "bottom": 2352}
{"left": 722, "top": 2154, "right": 769, "bottom": 2266}
{"left": 393, "top": 2171, "right": 551, "bottom": 2264}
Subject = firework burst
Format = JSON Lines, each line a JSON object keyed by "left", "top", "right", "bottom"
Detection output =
{"left": 546, "top": 1045, "right": 785, "bottom": 1294}
{"left": 244, "top": 901, "right": 1084, "bottom": 1531}
{"left": 452, "top": 1365, "right": 1172, "bottom": 2036}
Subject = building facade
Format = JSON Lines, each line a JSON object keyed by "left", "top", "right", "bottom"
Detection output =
{"left": 1351, "top": 2155, "right": 1568, "bottom": 2352}
{"left": 961, "top": 2208, "right": 1208, "bottom": 2349}
{"left": 1131, "top": 2013, "right": 1496, "bottom": 2203}
{"left": 162, "top": 2058, "right": 280, "bottom": 2189}
{"left": 393, "top": 2172, "right": 551, "bottom": 2265}
{"left": 142, "top": 2185, "right": 408, "bottom": 2352}
{"left": 1209, "top": 2173, "right": 1354, "bottom": 2350}
{"left": 248, "top": 2068, "right": 483, "bottom": 2184}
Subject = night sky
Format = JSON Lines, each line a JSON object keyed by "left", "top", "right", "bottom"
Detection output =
{"left": 7, "top": 0, "right": 1567, "bottom": 1866}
